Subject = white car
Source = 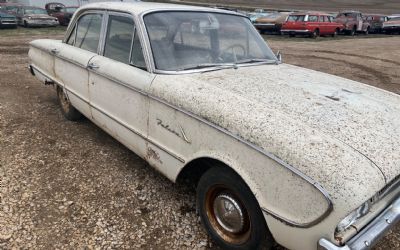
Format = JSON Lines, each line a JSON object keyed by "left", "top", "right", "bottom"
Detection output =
{"left": 28, "top": 2, "right": 400, "bottom": 250}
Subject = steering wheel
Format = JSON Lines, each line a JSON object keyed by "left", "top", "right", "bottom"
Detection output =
{"left": 222, "top": 44, "right": 246, "bottom": 56}
{"left": 218, "top": 44, "right": 246, "bottom": 62}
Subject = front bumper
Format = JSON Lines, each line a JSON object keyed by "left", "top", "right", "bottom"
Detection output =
{"left": 0, "top": 19, "right": 17, "bottom": 27}
{"left": 318, "top": 195, "right": 400, "bottom": 250}
{"left": 26, "top": 20, "right": 58, "bottom": 27}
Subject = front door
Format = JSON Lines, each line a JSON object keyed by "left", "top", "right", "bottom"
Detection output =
{"left": 54, "top": 12, "right": 104, "bottom": 118}
{"left": 87, "top": 13, "right": 153, "bottom": 158}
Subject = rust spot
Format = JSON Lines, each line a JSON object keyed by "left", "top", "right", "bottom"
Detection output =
{"left": 145, "top": 147, "right": 163, "bottom": 164}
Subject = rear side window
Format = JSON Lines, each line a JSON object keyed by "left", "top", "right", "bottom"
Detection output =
{"left": 104, "top": 15, "right": 135, "bottom": 64}
{"left": 287, "top": 15, "right": 305, "bottom": 22}
{"left": 308, "top": 15, "right": 318, "bottom": 22}
{"left": 75, "top": 13, "right": 103, "bottom": 53}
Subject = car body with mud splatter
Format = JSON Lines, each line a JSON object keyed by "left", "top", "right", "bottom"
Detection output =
{"left": 27, "top": 2, "right": 400, "bottom": 250}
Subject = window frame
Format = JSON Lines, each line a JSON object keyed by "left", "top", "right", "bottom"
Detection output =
{"left": 63, "top": 10, "right": 106, "bottom": 55}
{"left": 101, "top": 12, "right": 136, "bottom": 66}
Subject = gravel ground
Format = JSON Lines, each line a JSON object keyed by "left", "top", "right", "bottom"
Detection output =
{"left": 0, "top": 27, "right": 399, "bottom": 249}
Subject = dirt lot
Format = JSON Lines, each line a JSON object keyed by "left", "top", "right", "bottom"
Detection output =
{"left": 0, "top": 27, "right": 399, "bottom": 249}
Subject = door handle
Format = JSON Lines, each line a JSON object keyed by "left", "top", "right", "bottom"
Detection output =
{"left": 50, "top": 48, "right": 59, "bottom": 54}
{"left": 87, "top": 62, "right": 99, "bottom": 70}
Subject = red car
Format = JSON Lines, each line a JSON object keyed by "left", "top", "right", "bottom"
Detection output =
{"left": 45, "top": 2, "right": 77, "bottom": 26}
{"left": 281, "top": 12, "right": 344, "bottom": 38}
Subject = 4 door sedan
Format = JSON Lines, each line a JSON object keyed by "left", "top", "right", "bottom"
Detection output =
{"left": 28, "top": 2, "right": 400, "bottom": 250}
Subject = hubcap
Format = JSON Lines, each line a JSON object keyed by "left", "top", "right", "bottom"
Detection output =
{"left": 205, "top": 186, "right": 251, "bottom": 244}
{"left": 213, "top": 193, "right": 245, "bottom": 234}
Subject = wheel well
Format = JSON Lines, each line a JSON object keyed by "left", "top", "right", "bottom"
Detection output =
{"left": 176, "top": 157, "right": 227, "bottom": 187}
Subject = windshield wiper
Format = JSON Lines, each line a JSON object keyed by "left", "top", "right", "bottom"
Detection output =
{"left": 179, "top": 63, "right": 238, "bottom": 71}
{"left": 235, "top": 58, "right": 277, "bottom": 64}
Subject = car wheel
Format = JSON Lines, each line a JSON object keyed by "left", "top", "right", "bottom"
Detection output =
{"left": 289, "top": 33, "right": 295, "bottom": 37}
{"left": 311, "top": 29, "right": 320, "bottom": 38}
{"left": 56, "top": 86, "right": 83, "bottom": 121}
{"left": 332, "top": 28, "right": 339, "bottom": 37}
{"left": 350, "top": 26, "right": 356, "bottom": 36}
{"left": 24, "top": 21, "right": 28, "bottom": 28}
{"left": 197, "top": 167, "right": 273, "bottom": 250}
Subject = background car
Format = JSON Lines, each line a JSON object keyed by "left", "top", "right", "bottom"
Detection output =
{"left": 46, "top": 3, "right": 77, "bottom": 26}
{"left": 0, "top": 10, "right": 17, "bottom": 29}
{"left": 253, "top": 12, "right": 291, "bottom": 33}
{"left": 281, "top": 12, "right": 344, "bottom": 38}
{"left": 364, "top": 14, "right": 388, "bottom": 33}
{"left": 248, "top": 12, "right": 271, "bottom": 23}
{"left": 0, "top": 3, "right": 21, "bottom": 15}
{"left": 382, "top": 16, "right": 400, "bottom": 34}
{"left": 335, "top": 10, "right": 371, "bottom": 35}
{"left": 15, "top": 6, "right": 59, "bottom": 27}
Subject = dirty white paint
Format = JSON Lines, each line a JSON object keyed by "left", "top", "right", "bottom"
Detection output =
{"left": 27, "top": 2, "right": 400, "bottom": 250}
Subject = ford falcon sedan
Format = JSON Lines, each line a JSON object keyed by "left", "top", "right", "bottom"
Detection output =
{"left": 28, "top": 2, "right": 400, "bottom": 250}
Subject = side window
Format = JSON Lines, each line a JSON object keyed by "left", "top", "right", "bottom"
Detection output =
{"left": 104, "top": 15, "right": 134, "bottom": 64}
{"left": 66, "top": 25, "right": 76, "bottom": 45}
{"left": 308, "top": 15, "right": 318, "bottom": 22}
{"left": 75, "top": 13, "right": 103, "bottom": 53}
{"left": 131, "top": 29, "right": 147, "bottom": 69}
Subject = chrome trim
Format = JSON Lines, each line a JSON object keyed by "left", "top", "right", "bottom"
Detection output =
{"left": 318, "top": 195, "right": 400, "bottom": 250}
{"left": 281, "top": 29, "right": 311, "bottom": 33}
{"left": 30, "top": 64, "right": 185, "bottom": 164}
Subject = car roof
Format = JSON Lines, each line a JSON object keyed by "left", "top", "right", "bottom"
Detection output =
{"left": 290, "top": 12, "right": 330, "bottom": 16}
{"left": 80, "top": 2, "right": 243, "bottom": 16}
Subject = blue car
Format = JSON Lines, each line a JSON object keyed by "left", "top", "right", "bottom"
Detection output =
{"left": 0, "top": 11, "right": 17, "bottom": 28}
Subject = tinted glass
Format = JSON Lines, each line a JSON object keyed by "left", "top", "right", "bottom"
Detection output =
{"left": 104, "top": 15, "right": 134, "bottom": 64}
{"left": 75, "top": 14, "right": 102, "bottom": 53}
{"left": 144, "top": 11, "right": 276, "bottom": 71}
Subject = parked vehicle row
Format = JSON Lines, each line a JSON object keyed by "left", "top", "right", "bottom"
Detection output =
{"left": 251, "top": 9, "right": 400, "bottom": 37}
{"left": 0, "top": 2, "right": 77, "bottom": 29}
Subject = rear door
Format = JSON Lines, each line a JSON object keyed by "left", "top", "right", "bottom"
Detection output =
{"left": 54, "top": 12, "right": 104, "bottom": 118}
{"left": 87, "top": 13, "right": 153, "bottom": 158}
{"left": 308, "top": 15, "right": 319, "bottom": 33}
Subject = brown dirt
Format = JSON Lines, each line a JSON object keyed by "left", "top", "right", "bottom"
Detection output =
{"left": 0, "top": 29, "right": 399, "bottom": 249}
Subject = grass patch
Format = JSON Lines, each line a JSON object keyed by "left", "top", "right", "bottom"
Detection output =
{"left": 0, "top": 26, "right": 67, "bottom": 37}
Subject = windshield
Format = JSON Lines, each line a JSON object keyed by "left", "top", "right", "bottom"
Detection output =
{"left": 144, "top": 11, "right": 276, "bottom": 71}
{"left": 25, "top": 8, "right": 47, "bottom": 15}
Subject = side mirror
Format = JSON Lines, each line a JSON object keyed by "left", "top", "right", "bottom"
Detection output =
{"left": 276, "top": 50, "right": 282, "bottom": 63}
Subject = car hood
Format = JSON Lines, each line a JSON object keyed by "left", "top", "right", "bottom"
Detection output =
{"left": 384, "top": 20, "right": 400, "bottom": 25}
{"left": 152, "top": 64, "right": 400, "bottom": 200}
{"left": 25, "top": 14, "right": 53, "bottom": 19}
{"left": 0, "top": 12, "right": 15, "bottom": 18}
